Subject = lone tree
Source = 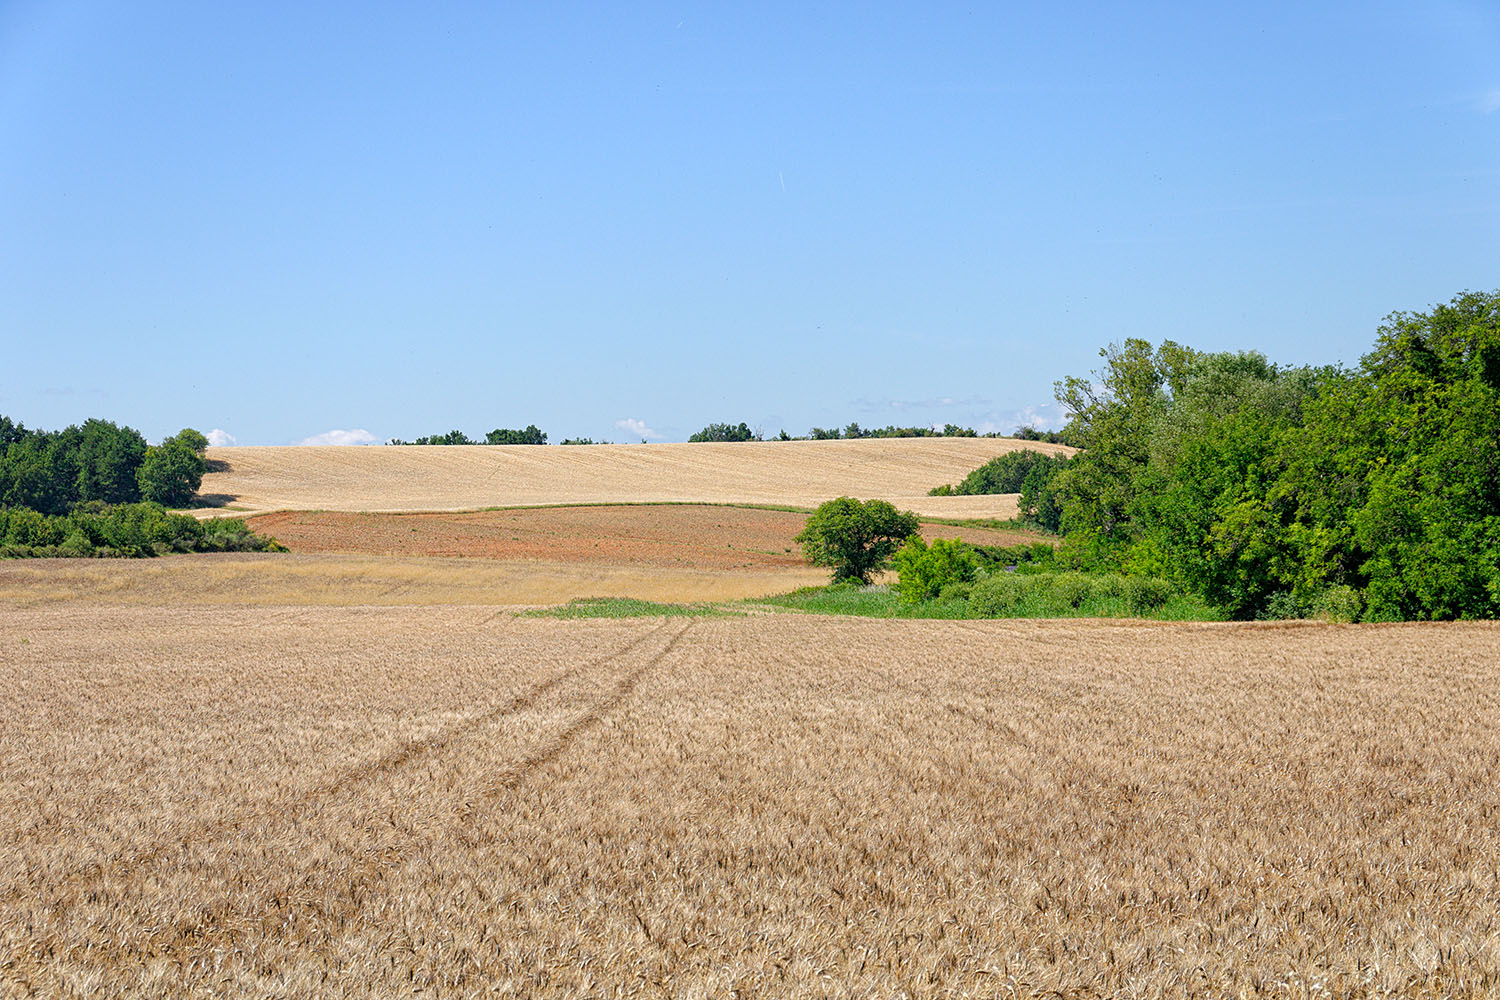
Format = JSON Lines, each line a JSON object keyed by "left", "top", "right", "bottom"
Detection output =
{"left": 795, "top": 497, "right": 921, "bottom": 584}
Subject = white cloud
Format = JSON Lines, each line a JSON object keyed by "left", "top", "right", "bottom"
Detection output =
{"left": 614, "top": 417, "right": 662, "bottom": 440}
{"left": 976, "top": 401, "right": 1069, "bottom": 436}
{"left": 295, "top": 428, "right": 378, "bottom": 446}
{"left": 1481, "top": 89, "right": 1500, "bottom": 114}
{"left": 205, "top": 428, "right": 236, "bottom": 447}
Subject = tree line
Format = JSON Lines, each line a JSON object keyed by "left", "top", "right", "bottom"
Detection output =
{"left": 933, "top": 289, "right": 1500, "bottom": 621}
{"left": 0, "top": 417, "right": 208, "bottom": 513}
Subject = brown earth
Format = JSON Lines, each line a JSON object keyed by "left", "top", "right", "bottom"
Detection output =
{"left": 246, "top": 504, "right": 1049, "bottom": 569}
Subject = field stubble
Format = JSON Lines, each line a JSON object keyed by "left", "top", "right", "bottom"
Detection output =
{"left": 197, "top": 439, "right": 1059, "bottom": 518}
{"left": 3, "top": 604, "right": 1499, "bottom": 997}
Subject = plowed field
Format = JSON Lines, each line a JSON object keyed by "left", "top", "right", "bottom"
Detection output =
{"left": 199, "top": 438, "right": 1065, "bottom": 517}
{"left": 246, "top": 504, "right": 1045, "bottom": 567}
{"left": 4, "top": 601, "right": 1499, "bottom": 997}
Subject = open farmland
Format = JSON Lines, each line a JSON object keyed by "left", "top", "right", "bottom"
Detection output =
{"left": 198, "top": 438, "right": 1067, "bottom": 518}
{"left": 246, "top": 504, "right": 1044, "bottom": 565}
{"left": 4, "top": 596, "right": 1499, "bottom": 997}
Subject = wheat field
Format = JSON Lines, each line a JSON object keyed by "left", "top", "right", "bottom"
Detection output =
{"left": 4, "top": 599, "right": 1499, "bottom": 998}
{"left": 199, "top": 438, "right": 1066, "bottom": 517}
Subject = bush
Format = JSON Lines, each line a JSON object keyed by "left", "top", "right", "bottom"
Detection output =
{"left": 1256, "top": 590, "right": 1307, "bottom": 620}
{"left": 1311, "top": 584, "right": 1363, "bottom": 623}
{"left": 0, "top": 502, "right": 283, "bottom": 558}
{"left": 795, "top": 497, "right": 921, "bottom": 584}
{"left": 966, "top": 571, "right": 1177, "bottom": 618}
{"left": 891, "top": 537, "right": 980, "bottom": 603}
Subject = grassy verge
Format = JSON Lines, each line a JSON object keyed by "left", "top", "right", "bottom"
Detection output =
{"left": 758, "top": 576, "right": 1224, "bottom": 621}
{"left": 525, "top": 597, "right": 744, "bottom": 619}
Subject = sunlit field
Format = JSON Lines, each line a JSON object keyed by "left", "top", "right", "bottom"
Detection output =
{"left": 4, "top": 596, "right": 1498, "bottom": 997}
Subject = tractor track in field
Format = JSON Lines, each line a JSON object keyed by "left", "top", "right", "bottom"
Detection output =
{"left": 6, "top": 620, "right": 695, "bottom": 976}
{"left": 3, "top": 621, "right": 672, "bottom": 908}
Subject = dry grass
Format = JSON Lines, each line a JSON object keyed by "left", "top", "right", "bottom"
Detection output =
{"left": 198, "top": 438, "right": 1067, "bottom": 518}
{"left": 0, "top": 553, "right": 828, "bottom": 608}
{"left": 4, "top": 601, "right": 1499, "bottom": 997}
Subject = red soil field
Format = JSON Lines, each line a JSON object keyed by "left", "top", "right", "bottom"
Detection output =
{"left": 248, "top": 504, "right": 1040, "bottom": 570}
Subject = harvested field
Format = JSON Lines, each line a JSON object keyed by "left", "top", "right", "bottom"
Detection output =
{"left": 246, "top": 504, "right": 1046, "bottom": 566}
{"left": 0, "top": 553, "right": 827, "bottom": 608}
{"left": 3, "top": 600, "right": 1499, "bottom": 997}
{"left": 199, "top": 438, "right": 1063, "bottom": 517}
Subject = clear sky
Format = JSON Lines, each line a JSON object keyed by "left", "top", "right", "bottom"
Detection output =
{"left": 2, "top": 2, "right": 1497, "bottom": 445}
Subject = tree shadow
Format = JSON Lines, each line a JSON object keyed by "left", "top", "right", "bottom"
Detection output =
{"left": 204, "top": 458, "right": 231, "bottom": 473}
{"left": 189, "top": 493, "right": 237, "bottom": 509}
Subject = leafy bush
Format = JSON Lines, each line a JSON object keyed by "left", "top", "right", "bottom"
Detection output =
{"left": 0, "top": 502, "right": 284, "bottom": 558}
{"left": 891, "top": 537, "right": 980, "bottom": 603}
{"left": 1311, "top": 585, "right": 1364, "bottom": 623}
{"left": 967, "top": 571, "right": 1178, "bottom": 618}
{"left": 795, "top": 497, "right": 921, "bottom": 584}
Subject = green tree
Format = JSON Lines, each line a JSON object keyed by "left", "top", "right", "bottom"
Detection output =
{"left": 1279, "top": 291, "right": 1500, "bottom": 619}
{"left": 174, "top": 428, "right": 210, "bottom": 454}
{"left": 795, "top": 497, "right": 921, "bottom": 584}
{"left": 485, "top": 425, "right": 547, "bottom": 445}
{"left": 136, "top": 432, "right": 207, "bottom": 507}
{"left": 75, "top": 419, "right": 148, "bottom": 504}
{"left": 688, "top": 422, "right": 758, "bottom": 442}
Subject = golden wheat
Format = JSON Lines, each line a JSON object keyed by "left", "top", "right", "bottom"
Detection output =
{"left": 3, "top": 601, "right": 1498, "bottom": 997}
{"left": 199, "top": 438, "right": 1067, "bottom": 518}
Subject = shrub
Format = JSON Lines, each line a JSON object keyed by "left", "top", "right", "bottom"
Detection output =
{"left": 1311, "top": 584, "right": 1364, "bottom": 623}
{"left": 892, "top": 537, "right": 980, "bottom": 603}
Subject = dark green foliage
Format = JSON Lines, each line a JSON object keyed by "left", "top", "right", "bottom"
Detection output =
{"left": 137, "top": 431, "right": 207, "bottom": 507}
{"left": 560, "top": 437, "right": 603, "bottom": 445}
{"left": 392, "top": 426, "right": 549, "bottom": 445}
{"left": 794, "top": 497, "right": 921, "bottom": 584}
{"left": 934, "top": 449, "right": 1069, "bottom": 496}
{"left": 971, "top": 542, "right": 1057, "bottom": 571}
{"left": 891, "top": 537, "right": 980, "bottom": 603}
{"left": 1036, "top": 289, "right": 1500, "bottom": 620}
{"left": 689, "top": 422, "right": 759, "bottom": 442}
{"left": 390, "top": 430, "right": 477, "bottom": 445}
{"left": 485, "top": 425, "right": 547, "bottom": 445}
{"left": 174, "top": 428, "right": 210, "bottom": 455}
{"left": 816, "top": 424, "right": 979, "bottom": 441}
{"left": 0, "top": 417, "right": 166, "bottom": 514}
{"left": 0, "top": 502, "right": 283, "bottom": 558}
{"left": 1011, "top": 425, "right": 1073, "bottom": 445}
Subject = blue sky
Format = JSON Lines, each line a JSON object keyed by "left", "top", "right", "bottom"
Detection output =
{"left": 2, "top": 2, "right": 1497, "bottom": 445}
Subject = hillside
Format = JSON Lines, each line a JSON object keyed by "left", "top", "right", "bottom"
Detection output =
{"left": 200, "top": 438, "right": 1073, "bottom": 518}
